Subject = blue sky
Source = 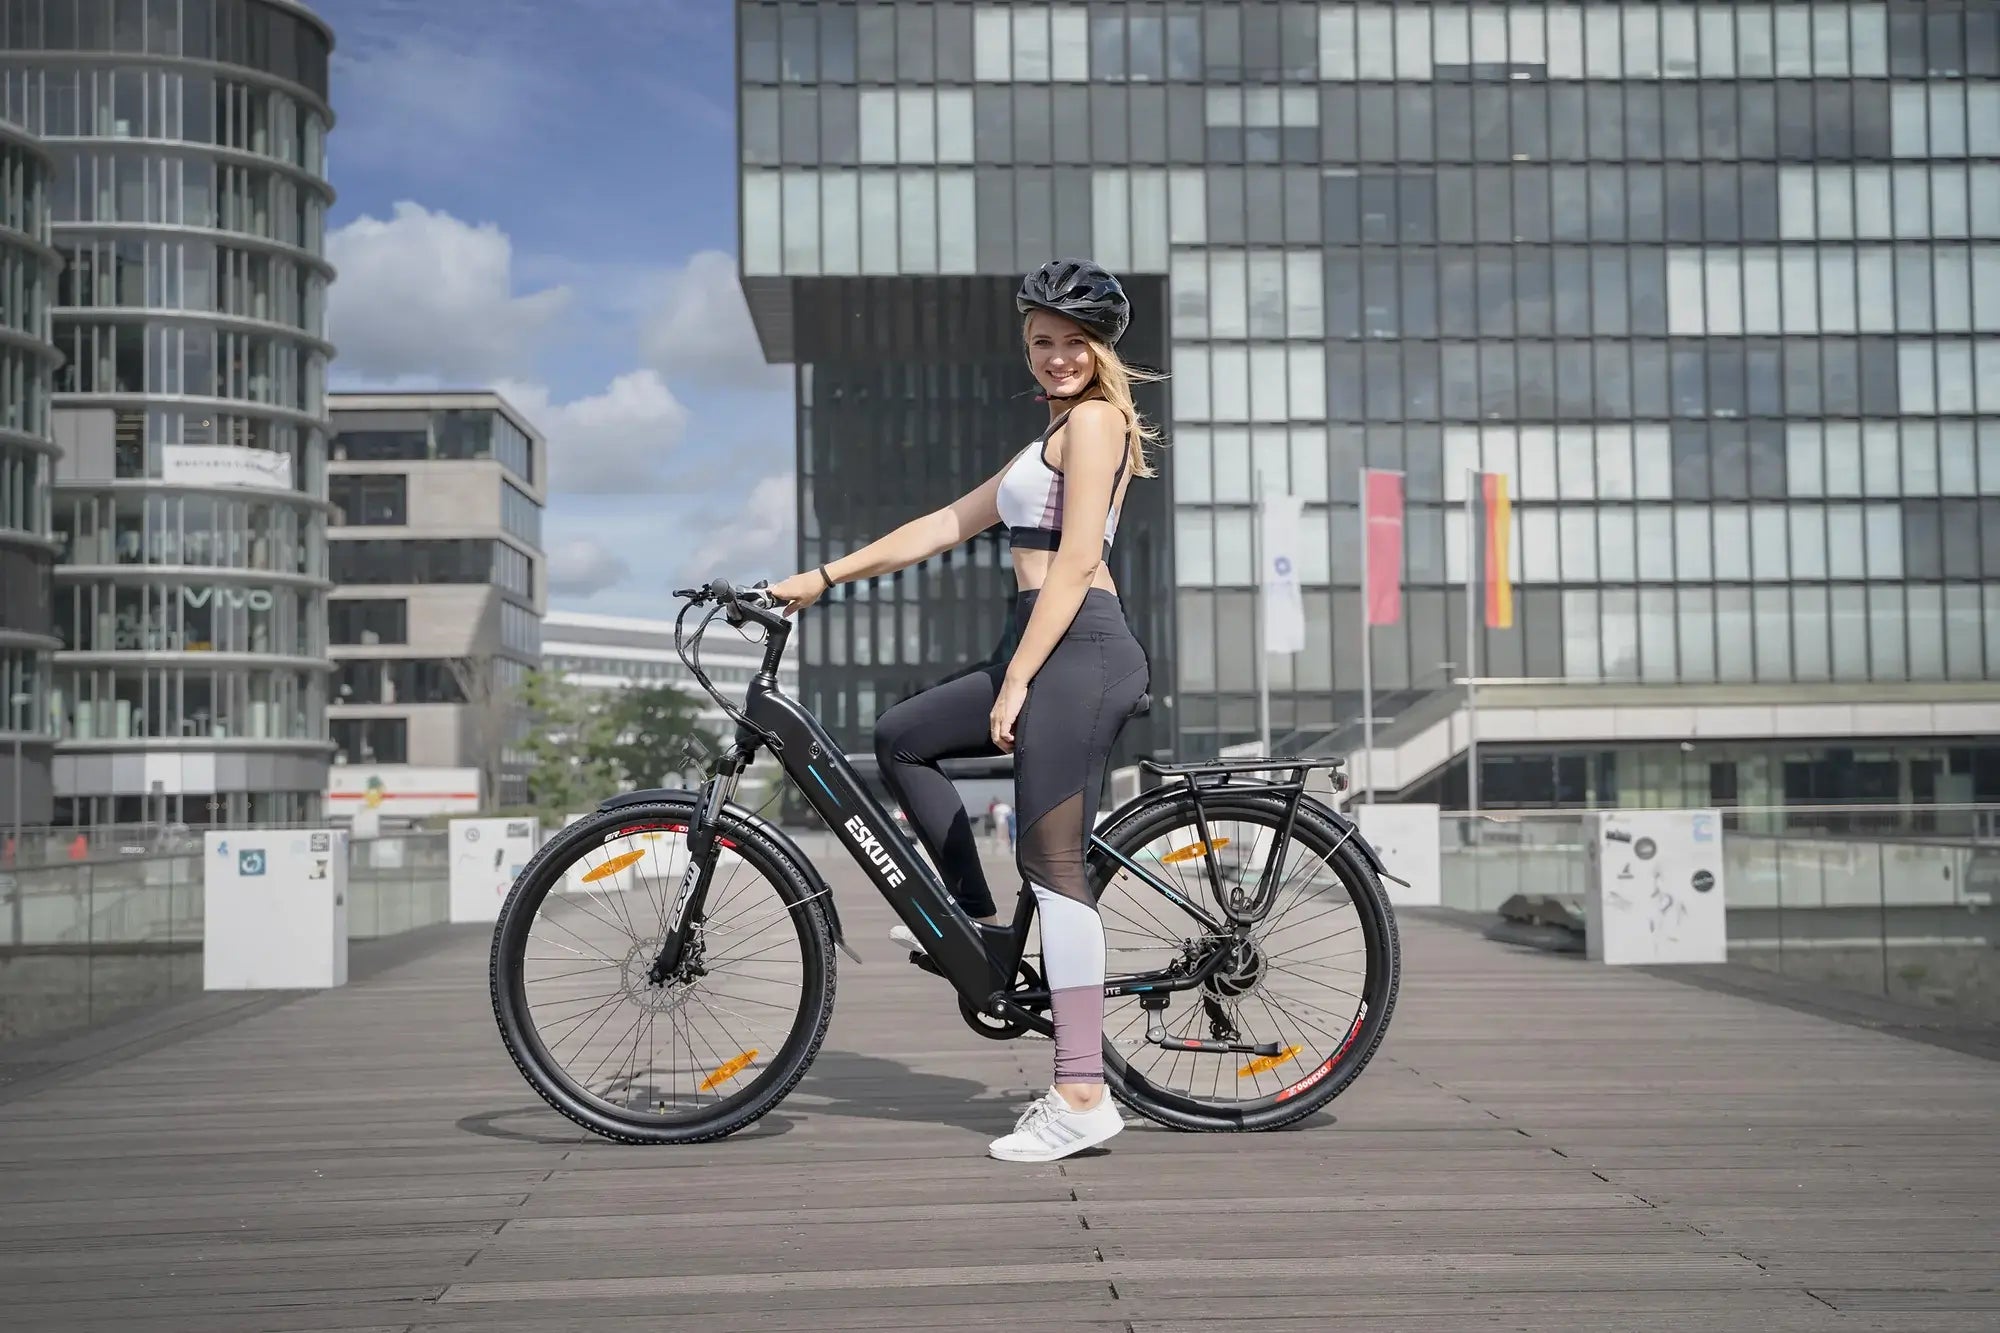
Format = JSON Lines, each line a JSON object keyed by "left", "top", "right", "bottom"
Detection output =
{"left": 318, "top": 0, "right": 796, "bottom": 614}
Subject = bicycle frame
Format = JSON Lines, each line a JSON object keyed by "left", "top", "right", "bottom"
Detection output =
{"left": 738, "top": 676, "right": 1258, "bottom": 1035}
{"left": 664, "top": 589, "right": 1263, "bottom": 1037}
{"left": 664, "top": 584, "right": 1384, "bottom": 1040}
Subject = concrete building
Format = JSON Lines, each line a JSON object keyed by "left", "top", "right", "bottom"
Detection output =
{"left": 736, "top": 1, "right": 2000, "bottom": 817}
{"left": 5, "top": 0, "right": 339, "bottom": 827}
{"left": 1, "top": 116, "right": 60, "bottom": 829}
{"left": 326, "top": 392, "right": 547, "bottom": 809}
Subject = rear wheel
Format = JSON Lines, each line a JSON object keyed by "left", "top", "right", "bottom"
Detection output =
{"left": 489, "top": 798, "right": 837, "bottom": 1144}
{"left": 1088, "top": 793, "right": 1400, "bottom": 1132}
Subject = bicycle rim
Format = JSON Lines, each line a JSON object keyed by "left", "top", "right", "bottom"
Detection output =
{"left": 497, "top": 810, "right": 825, "bottom": 1137}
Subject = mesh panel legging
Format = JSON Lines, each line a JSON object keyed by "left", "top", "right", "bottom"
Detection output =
{"left": 873, "top": 588, "right": 1149, "bottom": 1084}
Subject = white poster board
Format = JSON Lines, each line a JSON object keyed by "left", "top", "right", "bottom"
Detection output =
{"left": 1357, "top": 803, "right": 1442, "bottom": 908}
{"left": 1584, "top": 809, "right": 1727, "bottom": 965}
{"left": 204, "top": 829, "right": 348, "bottom": 990}
{"left": 448, "top": 817, "right": 542, "bottom": 923}
{"left": 162, "top": 443, "right": 294, "bottom": 491}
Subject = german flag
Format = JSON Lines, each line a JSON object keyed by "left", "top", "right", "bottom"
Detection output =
{"left": 1479, "top": 472, "right": 1514, "bottom": 630}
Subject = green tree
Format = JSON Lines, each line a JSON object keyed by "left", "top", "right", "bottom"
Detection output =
{"left": 605, "top": 684, "right": 723, "bottom": 790}
{"left": 519, "top": 670, "right": 623, "bottom": 823}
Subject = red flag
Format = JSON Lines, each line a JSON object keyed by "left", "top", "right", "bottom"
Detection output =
{"left": 1364, "top": 469, "right": 1404, "bottom": 627}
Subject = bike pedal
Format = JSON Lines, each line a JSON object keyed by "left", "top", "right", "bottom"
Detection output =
{"left": 907, "top": 949, "right": 946, "bottom": 978}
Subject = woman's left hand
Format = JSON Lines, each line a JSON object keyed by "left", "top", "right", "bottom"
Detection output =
{"left": 990, "top": 676, "right": 1029, "bottom": 752}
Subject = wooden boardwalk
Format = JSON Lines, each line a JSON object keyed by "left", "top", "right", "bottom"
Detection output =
{"left": 1, "top": 845, "right": 1997, "bottom": 1332}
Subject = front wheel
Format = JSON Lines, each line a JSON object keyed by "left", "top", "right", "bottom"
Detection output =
{"left": 489, "top": 797, "right": 837, "bottom": 1144}
{"left": 1088, "top": 793, "right": 1402, "bottom": 1132}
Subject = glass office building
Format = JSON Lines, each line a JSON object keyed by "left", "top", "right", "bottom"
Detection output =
{"left": 2, "top": 0, "right": 337, "bottom": 826}
{"left": 739, "top": 2, "right": 2000, "bottom": 809}
{"left": 1, "top": 115, "right": 59, "bottom": 827}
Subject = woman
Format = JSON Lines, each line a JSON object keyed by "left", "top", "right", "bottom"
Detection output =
{"left": 768, "top": 258, "right": 1156, "bottom": 1163}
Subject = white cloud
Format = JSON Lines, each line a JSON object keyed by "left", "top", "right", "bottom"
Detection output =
{"left": 546, "top": 537, "right": 632, "bottom": 600}
{"left": 540, "top": 476, "right": 795, "bottom": 616}
{"left": 640, "top": 250, "right": 788, "bottom": 390}
{"left": 327, "top": 203, "right": 570, "bottom": 384}
{"left": 495, "top": 371, "right": 692, "bottom": 496}
{"left": 690, "top": 473, "right": 797, "bottom": 581}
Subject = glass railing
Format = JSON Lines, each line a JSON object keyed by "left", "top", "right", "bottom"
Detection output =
{"left": 1436, "top": 805, "right": 1999, "bottom": 1025}
{"left": 0, "top": 831, "right": 449, "bottom": 1046}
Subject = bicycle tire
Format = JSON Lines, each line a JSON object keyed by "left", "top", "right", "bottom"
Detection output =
{"left": 490, "top": 797, "right": 837, "bottom": 1145}
{"left": 1090, "top": 792, "right": 1401, "bottom": 1133}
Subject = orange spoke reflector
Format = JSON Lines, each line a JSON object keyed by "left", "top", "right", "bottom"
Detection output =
{"left": 1162, "top": 837, "right": 1231, "bottom": 864}
{"left": 1237, "top": 1045, "right": 1303, "bottom": 1078}
{"left": 698, "top": 1049, "right": 759, "bottom": 1092}
{"left": 580, "top": 848, "right": 647, "bottom": 883}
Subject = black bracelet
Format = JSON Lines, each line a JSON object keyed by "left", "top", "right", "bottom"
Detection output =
{"left": 818, "top": 564, "right": 834, "bottom": 591}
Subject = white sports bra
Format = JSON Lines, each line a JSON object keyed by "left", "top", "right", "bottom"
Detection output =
{"left": 996, "top": 408, "right": 1127, "bottom": 556}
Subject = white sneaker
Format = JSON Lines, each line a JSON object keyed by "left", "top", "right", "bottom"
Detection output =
{"left": 889, "top": 923, "right": 927, "bottom": 954}
{"left": 987, "top": 1088, "right": 1124, "bottom": 1163}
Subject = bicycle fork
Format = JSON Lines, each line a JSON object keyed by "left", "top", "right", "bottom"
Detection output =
{"left": 644, "top": 759, "right": 744, "bottom": 985}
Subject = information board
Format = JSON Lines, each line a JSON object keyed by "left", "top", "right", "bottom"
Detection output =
{"left": 203, "top": 829, "right": 348, "bottom": 990}
{"left": 1356, "top": 803, "right": 1442, "bottom": 908}
{"left": 1584, "top": 809, "right": 1728, "bottom": 965}
{"left": 448, "top": 818, "right": 542, "bottom": 923}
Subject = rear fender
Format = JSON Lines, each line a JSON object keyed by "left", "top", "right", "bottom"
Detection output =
{"left": 1090, "top": 785, "right": 1406, "bottom": 888}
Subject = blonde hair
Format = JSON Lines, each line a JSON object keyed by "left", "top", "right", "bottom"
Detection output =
{"left": 1024, "top": 316, "right": 1164, "bottom": 479}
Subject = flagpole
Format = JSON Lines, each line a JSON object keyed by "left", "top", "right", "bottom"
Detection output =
{"left": 1253, "top": 467, "right": 1270, "bottom": 757}
{"left": 1359, "top": 467, "right": 1373, "bottom": 806}
{"left": 1465, "top": 469, "right": 1480, "bottom": 817}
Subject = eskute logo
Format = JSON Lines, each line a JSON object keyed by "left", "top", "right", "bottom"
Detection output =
{"left": 843, "top": 815, "right": 906, "bottom": 888}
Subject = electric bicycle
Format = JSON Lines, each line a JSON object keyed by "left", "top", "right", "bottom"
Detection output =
{"left": 489, "top": 580, "right": 1402, "bottom": 1143}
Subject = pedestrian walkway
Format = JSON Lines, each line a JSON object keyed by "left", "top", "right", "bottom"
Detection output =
{"left": 0, "top": 850, "right": 1996, "bottom": 1331}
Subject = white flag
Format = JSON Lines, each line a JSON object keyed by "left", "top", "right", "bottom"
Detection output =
{"left": 1260, "top": 493, "right": 1305, "bottom": 655}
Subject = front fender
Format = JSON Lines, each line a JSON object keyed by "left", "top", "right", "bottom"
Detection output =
{"left": 597, "top": 788, "right": 855, "bottom": 957}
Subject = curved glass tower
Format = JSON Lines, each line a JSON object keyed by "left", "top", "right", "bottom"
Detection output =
{"left": 1, "top": 0, "right": 336, "bottom": 827}
{"left": 1, "top": 115, "right": 59, "bottom": 829}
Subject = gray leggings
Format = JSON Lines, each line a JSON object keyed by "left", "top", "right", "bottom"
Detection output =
{"left": 873, "top": 589, "right": 1149, "bottom": 1082}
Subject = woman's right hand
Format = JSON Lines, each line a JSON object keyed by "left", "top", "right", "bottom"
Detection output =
{"left": 767, "top": 569, "right": 831, "bottom": 616}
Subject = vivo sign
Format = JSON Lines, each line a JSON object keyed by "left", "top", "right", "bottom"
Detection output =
{"left": 182, "top": 587, "right": 276, "bottom": 612}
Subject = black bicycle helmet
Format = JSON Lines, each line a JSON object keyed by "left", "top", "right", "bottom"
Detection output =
{"left": 1016, "top": 258, "right": 1131, "bottom": 346}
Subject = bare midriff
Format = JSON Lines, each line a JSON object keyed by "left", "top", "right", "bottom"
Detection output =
{"left": 1010, "top": 549, "right": 1120, "bottom": 597}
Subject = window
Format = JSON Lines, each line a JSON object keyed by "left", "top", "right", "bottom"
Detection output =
{"left": 331, "top": 717, "right": 407, "bottom": 765}
{"left": 501, "top": 481, "right": 542, "bottom": 548}
{"left": 330, "top": 539, "right": 512, "bottom": 587}
{"left": 499, "top": 599, "right": 540, "bottom": 657}
{"left": 328, "top": 473, "right": 406, "bottom": 526}
{"left": 56, "top": 663, "right": 321, "bottom": 742}
{"left": 335, "top": 658, "right": 467, "bottom": 707}
{"left": 329, "top": 599, "right": 407, "bottom": 646}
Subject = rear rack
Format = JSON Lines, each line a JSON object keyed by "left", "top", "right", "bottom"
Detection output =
{"left": 1138, "top": 754, "right": 1350, "bottom": 790}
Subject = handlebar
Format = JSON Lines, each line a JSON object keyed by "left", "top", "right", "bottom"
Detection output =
{"left": 668, "top": 578, "right": 792, "bottom": 755}
{"left": 672, "top": 579, "right": 784, "bottom": 628}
